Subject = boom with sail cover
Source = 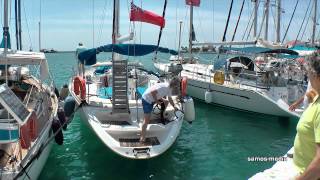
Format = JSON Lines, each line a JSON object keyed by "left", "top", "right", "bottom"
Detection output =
{"left": 78, "top": 44, "right": 178, "bottom": 65}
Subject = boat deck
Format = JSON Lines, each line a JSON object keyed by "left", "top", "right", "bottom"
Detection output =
{"left": 119, "top": 137, "right": 160, "bottom": 147}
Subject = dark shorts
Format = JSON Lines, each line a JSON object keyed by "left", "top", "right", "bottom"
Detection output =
{"left": 142, "top": 98, "right": 154, "bottom": 114}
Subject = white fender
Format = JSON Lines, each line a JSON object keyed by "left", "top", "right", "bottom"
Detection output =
{"left": 205, "top": 90, "right": 213, "bottom": 103}
{"left": 183, "top": 97, "right": 195, "bottom": 123}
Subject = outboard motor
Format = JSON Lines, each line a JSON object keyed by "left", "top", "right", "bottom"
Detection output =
{"left": 182, "top": 96, "right": 195, "bottom": 124}
{"left": 64, "top": 96, "right": 76, "bottom": 120}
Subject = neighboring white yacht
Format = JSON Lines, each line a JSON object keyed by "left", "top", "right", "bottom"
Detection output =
{"left": 156, "top": 50, "right": 303, "bottom": 118}
{"left": 0, "top": 49, "right": 59, "bottom": 179}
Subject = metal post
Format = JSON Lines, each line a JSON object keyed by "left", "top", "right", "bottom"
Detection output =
{"left": 189, "top": 5, "right": 193, "bottom": 60}
{"left": 253, "top": 0, "right": 258, "bottom": 39}
{"left": 264, "top": 0, "right": 270, "bottom": 41}
{"left": 276, "top": 0, "right": 281, "bottom": 43}
{"left": 178, "top": 21, "right": 182, "bottom": 64}
{"left": 311, "top": 0, "right": 317, "bottom": 45}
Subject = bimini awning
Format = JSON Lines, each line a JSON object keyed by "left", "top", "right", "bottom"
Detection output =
{"left": 221, "top": 46, "right": 299, "bottom": 56}
{"left": 0, "top": 49, "right": 49, "bottom": 80}
{"left": 78, "top": 44, "right": 178, "bottom": 65}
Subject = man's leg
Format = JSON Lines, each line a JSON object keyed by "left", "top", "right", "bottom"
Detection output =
{"left": 140, "top": 113, "right": 151, "bottom": 142}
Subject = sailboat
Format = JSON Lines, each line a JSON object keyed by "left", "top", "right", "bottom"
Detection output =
{"left": 0, "top": 0, "right": 62, "bottom": 179}
{"left": 68, "top": 0, "right": 195, "bottom": 159}
{"left": 154, "top": 0, "right": 303, "bottom": 118}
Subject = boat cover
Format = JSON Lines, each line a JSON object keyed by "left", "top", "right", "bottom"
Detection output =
{"left": 78, "top": 44, "right": 178, "bottom": 66}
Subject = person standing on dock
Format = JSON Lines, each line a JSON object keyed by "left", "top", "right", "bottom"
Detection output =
{"left": 140, "top": 78, "right": 180, "bottom": 143}
{"left": 294, "top": 54, "right": 320, "bottom": 179}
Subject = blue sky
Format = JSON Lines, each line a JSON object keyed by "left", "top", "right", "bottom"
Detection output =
{"left": 2, "top": 0, "right": 319, "bottom": 51}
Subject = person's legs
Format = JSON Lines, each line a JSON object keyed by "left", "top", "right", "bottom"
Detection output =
{"left": 140, "top": 113, "right": 151, "bottom": 142}
{"left": 140, "top": 99, "right": 153, "bottom": 142}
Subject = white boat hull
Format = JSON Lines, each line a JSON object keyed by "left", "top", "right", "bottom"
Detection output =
{"left": 2, "top": 123, "right": 54, "bottom": 180}
{"left": 187, "top": 78, "right": 299, "bottom": 118}
{"left": 77, "top": 105, "right": 184, "bottom": 159}
{"left": 154, "top": 62, "right": 300, "bottom": 118}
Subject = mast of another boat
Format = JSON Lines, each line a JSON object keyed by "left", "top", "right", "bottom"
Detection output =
{"left": 188, "top": 4, "right": 193, "bottom": 61}
{"left": 3, "top": 0, "right": 9, "bottom": 84}
{"left": 311, "top": 0, "right": 317, "bottom": 45}
{"left": 253, "top": 0, "right": 258, "bottom": 39}
{"left": 178, "top": 21, "right": 182, "bottom": 64}
{"left": 264, "top": 0, "right": 270, "bottom": 41}
{"left": 39, "top": 0, "right": 42, "bottom": 52}
{"left": 275, "top": 0, "right": 281, "bottom": 43}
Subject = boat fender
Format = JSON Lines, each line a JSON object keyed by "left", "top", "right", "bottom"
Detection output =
{"left": 205, "top": 90, "right": 213, "bottom": 103}
{"left": 51, "top": 118, "right": 64, "bottom": 145}
{"left": 59, "top": 84, "right": 69, "bottom": 100}
{"left": 64, "top": 96, "right": 76, "bottom": 119}
{"left": 213, "top": 71, "right": 225, "bottom": 85}
{"left": 181, "top": 76, "right": 188, "bottom": 97}
{"left": 182, "top": 96, "right": 195, "bottom": 123}
{"left": 58, "top": 108, "right": 67, "bottom": 130}
{"left": 73, "top": 76, "right": 86, "bottom": 100}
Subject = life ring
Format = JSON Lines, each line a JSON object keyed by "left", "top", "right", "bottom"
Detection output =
{"left": 181, "top": 76, "right": 188, "bottom": 97}
{"left": 73, "top": 76, "right": 86, "bottom": 100}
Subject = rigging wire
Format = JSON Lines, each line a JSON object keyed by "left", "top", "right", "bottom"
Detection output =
{"left": 222, "top": 0, "right": 234, "bottom": 42}
{"left": 294, "top": 0, "right": 312, "bottom": 43}
{"left": 97, "top": 0, "right": 109, "bottom": 45}
{"left": 299, "top": 5, "right": 313, "bottom": 41}
{"left": 282, "top": 0, "right": 299, "bottom": 43}
{"left": 22, "top": 0, "right": 33, "bottom": 50}
{"left": 153, "top": 0, "right": 167, "bottom": 59}
{"left": 244, "top": 0, "right": 260, "bottom": 41}
{"left": 232, "top": 0, "right": 245, "bottom": 41}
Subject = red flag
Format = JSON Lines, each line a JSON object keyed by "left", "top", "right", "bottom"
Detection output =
{"left": 130, "top": 3, "right": 165, "bottom": 28}
{"left": 186, "top": 0, "right": 200, "bottom": 6}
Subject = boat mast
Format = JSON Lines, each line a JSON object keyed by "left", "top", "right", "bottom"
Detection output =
{"left": 252, "top": 0, "right": 258, "bottom": 39}
{"left": 3, "top": 0, "right": 9, "bottom": 53}
{"left": 178, "top": 21, "right": 182, "bottom": 64}
{"left": 275, "top": 0, "right": 281, "bottom": 43}
{"left": 112, "top": 0, "right": 119, "bottom": 45}
{"left": 39, "top": 0, "right": 42, "bottom": 52}
{"left": 15, "top": 0, "right": 19, "bottom": 50}
{"left": 3, "top": 0, "right": 9, "bottom": 84}
{"left": 311, "top": 0, "right": 317, "bottom": 45}
{"left": 189, "top": 5, "right": 193, "bottom": 60}
{"left": 264, "top": 0, "right": 270, "bottom": 41}
{"left": 18, "top": 0, "right": 22, "bottom": 50}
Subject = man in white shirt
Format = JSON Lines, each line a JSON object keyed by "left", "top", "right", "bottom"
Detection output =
{"left": 75, "top": 42, "right": 87, "bottom": 77}
{"left": 140, "top": 77, "right": 180, "bottom": 142}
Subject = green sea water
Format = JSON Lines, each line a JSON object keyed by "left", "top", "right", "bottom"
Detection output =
{"left": 39, "top": 52, "right": 298, "bottom": 180}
